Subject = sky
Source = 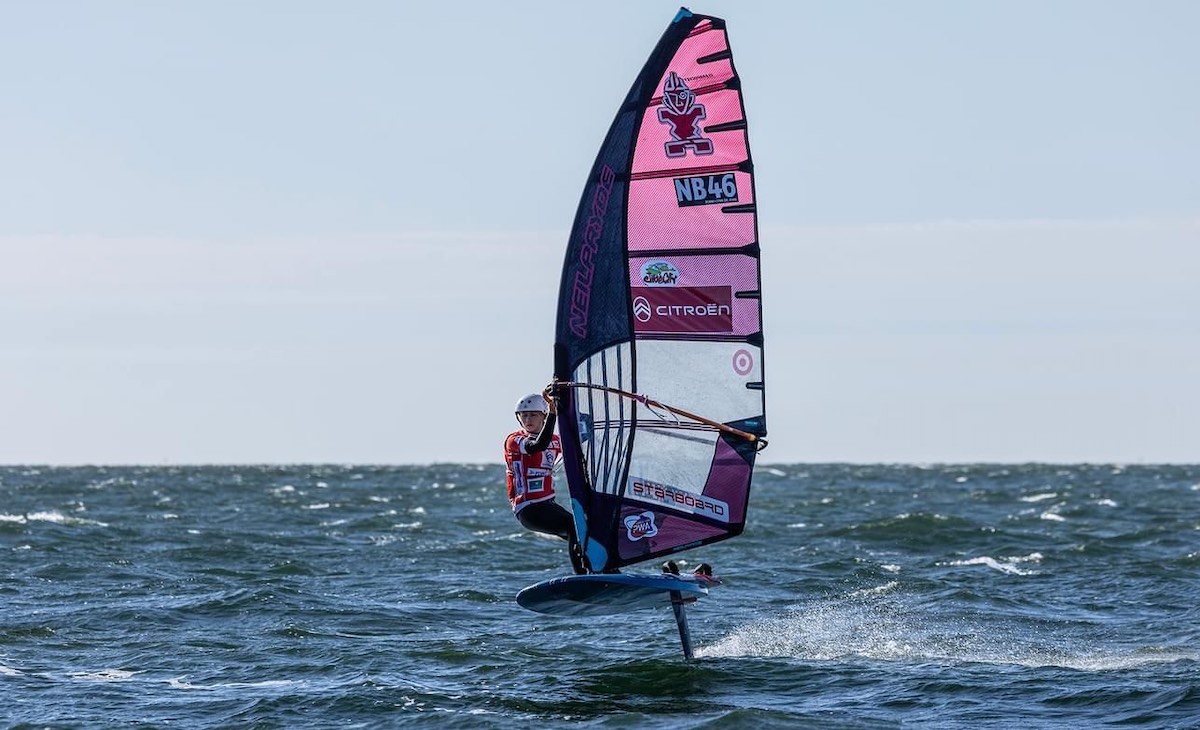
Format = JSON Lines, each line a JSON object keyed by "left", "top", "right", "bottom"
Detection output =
{"left": 1, "top": 1, "right": 1197, "bottom": 465}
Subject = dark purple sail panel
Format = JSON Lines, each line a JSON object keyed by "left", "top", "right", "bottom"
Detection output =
{"left": 555, "top": 8, "right": 766, "bottom": 573}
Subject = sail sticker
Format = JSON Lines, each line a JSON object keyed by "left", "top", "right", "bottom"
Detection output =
{"left": 640, "top": 261, "right": 680, "bottom": 286}
{"left": 629, "top": 477, "right": 730, "bottom": 523}
{"left": 674, "top": 173, "right": 738, "bottom": 206}
{"left": 624, "top": 511, "right": 659, "bottom": 541}
{"left": 732, "top": 348, "right": 754, "bottom": 376}
{"left": 657, "top": 71, "right": 713, "bottom": 158}
{"left": 630, "top": 286, "right": 733, "bottom": 333}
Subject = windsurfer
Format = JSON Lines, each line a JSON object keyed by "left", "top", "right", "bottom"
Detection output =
{"left": 504, "top": 386, "right": 586, "bottom": 574}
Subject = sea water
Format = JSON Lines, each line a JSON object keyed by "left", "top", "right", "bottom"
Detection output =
{"left": 1, "top": 464, "right": 1197, "bottom": 728}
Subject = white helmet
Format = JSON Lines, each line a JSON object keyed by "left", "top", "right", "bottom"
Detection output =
{"left": 515, "top": 393, "right": 548, "bottom": 414}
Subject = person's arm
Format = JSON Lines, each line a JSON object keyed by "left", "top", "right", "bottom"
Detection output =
{"left": 521, "top": 386, "right": 559, "bottom": 453}
{"left": 522, "top": 412, "right": 557, "bottom": 453}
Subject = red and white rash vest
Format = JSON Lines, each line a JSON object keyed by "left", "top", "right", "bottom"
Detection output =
{"left": 504, "top": 429, "right": 562, "bottom": 513}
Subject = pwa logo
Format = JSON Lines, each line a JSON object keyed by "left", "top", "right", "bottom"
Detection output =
{"left": 657, "top": 71, "right": 713, "bottom": 158}
{"left": 640, "top": 260, "right": 679, "bottom": 286}
{"left": 675, "top": 173, "right": 738, "bottom": 207}
{"left": 624, "top": 511, "right": 658, "bottom": 542}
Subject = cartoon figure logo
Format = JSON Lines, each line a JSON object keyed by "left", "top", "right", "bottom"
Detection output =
{"left": 657, "top": 72, "right": 714, "bottom": 158}
{"left": 624, "top": 511, "right": 659, "bottom": 541}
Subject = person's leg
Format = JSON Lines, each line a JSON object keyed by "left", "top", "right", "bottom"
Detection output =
{"left": 517, "top": 502, "right": 586, "bottom": 574}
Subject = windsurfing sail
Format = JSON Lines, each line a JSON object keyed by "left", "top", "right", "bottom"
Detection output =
{"left": 555, "top": 8, "right": 766, "bottom": 574}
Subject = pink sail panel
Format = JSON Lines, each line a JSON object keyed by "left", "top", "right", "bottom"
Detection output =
{"left": 651, "top": 20, "right": 735, "bottom": 98}
{"left": 627, "top": 170, "right": 755, "bottom": 251}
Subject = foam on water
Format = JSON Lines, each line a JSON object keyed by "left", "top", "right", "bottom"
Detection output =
{"left": 69, "top": 669, "right": 139, "bottom": 682}
{"left": 1020, "top": 492, "right": 1059, "bottom": 503}
{"left": 167, "top": 677, "right": 306, "bottom": 692}
{"left": 699, "top": 581, "right": 1196, "bottom": 672}
{"left": 943, "top": 552, "right": 1043, "bottom": 575}
{"left": 0, "top": 511, "right": 108, "bottom": 527}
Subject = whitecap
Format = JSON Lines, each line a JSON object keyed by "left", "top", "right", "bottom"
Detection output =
{"left": 849, "top": 581, "right": 900, "bottom": 598}
{"left": 168, "top": 677, "right": 300, "bottom": 691}
{"left": 70, "top": 669, "right": 138, "bottom": 682}
{"left": 945, "top": 555, "right": 1040, "bottom": 576}
{"left": 18, "top": 511, "right": 109, "bottom": 527}
{"left": 1020, "top": 492, "right": 1058, "bottom": 503}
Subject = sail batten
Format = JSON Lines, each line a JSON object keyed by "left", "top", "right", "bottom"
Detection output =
{"left": 555, "top": 8, "right": 766, "bottom": 573}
